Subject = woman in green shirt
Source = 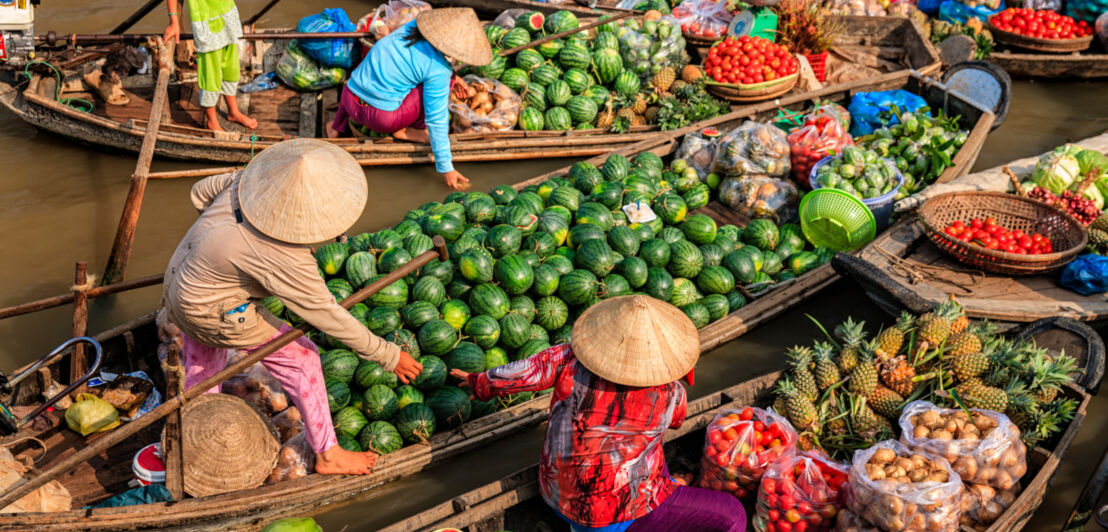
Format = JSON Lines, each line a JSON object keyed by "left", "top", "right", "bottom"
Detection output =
{"left": 164, "top": 0, "right": 257, "bottom": 132}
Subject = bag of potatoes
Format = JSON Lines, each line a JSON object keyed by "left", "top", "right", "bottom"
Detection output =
{"left": 898, "top": 401, "right": 1027, "bottom": 490}
{"left": 959, "top": 483, "right": 1021, "bottom": 531}
{"left": 845, "top": 440, "right": 964, "bottom": 532}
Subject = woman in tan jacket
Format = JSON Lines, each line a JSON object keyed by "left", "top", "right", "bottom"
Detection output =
{"left": 163, "top": 139, "right": 421, "bottom": 475}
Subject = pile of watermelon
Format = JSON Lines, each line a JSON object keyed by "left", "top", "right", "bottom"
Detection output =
{"left": 264, "top": 132, "right": 832, "bottom": 457}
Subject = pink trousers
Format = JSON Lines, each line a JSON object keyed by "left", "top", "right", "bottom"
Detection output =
{"left": 182, "top": 324, "right": 338, "bottom": 454}
{"left": 330, "top": 84, "right": 426, "bottom": 135}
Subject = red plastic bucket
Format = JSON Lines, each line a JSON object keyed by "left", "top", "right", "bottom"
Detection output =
{"left": 132, "top": 443, "right": 165, "bottom": 486}
{"left": 806, "top": 51, "right": 829, "bottom": 83}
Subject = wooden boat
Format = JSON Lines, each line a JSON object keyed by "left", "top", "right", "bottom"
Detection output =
{"left": 0, "top": 69, "right": 990, "bottom": 530}
{"left": 425, "top": 0, "right": 624, "bottom": 18}
{"left": 380, "top": 317, "right": 1104, "bottom": 532}
{"left": 0, "top": 15, "right": 939, "bottom": 167}
{"left": 988, "top": 50, "right": 1108, "bottom": 79}
{"left": 832, "top": 132, "right": 1108, "bottom": 329}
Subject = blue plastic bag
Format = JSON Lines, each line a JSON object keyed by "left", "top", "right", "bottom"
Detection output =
{"left": 296, "top": 8, "right": 356, "bottom": 69}
{"left": 847, "top": 90, "right": 929, "bottom": 136}
{"left": 1060, "top": 254, "right": 1108, "bottom": 295}
{"left": 938, "top": 0, "right": 1004, "bottom": 23}
{"left": 918, "top": 0, "right": 943, "bottom": 15}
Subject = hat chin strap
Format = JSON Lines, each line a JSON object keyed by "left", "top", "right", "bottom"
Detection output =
{"left": 683, "top": 368, "right": 695, "bottom": 387}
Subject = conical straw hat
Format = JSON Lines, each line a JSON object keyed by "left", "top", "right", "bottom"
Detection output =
{"left": 571, "top": 295, "right": 699, "bottom": 387}
{"left": 417, "top": 8, "right": 494, "bottom": 66}
{"left": 238, "top": 138, "right": 367, "bottom": 244}
{"left": 171, "top": 394, "right": 280, "bottom": 497}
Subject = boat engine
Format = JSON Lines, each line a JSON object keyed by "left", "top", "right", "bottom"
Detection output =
{"left": 0, "top": 0, "right": 36, "bottom": 66}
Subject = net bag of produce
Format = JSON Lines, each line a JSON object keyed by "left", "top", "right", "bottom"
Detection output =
{"left": 959, "top": 483, "right": 1021, "bottom": 529}
{"left": 65, "top": 393, "right": 120, "bottom": 436}
{"left": 847, "top": 90, "right": 928, "bottom": 137}
{"left": 1066, "top": 0, "right": 1108, "bottom": 23}
{"left": 755, "top": 450, "right": 848, "bottom": 532}
{"left": 937, "top": 0, "right": 1004, "bottom": 24}
{"left": 295, "top": 8, "right": 356, "bottom": 69}
{"left": 711, "top": 121, "right": 792, "bottom": 179}
{"left": 845, "top": 440, "right": 964, "bottom": 532}
{"left": 898, "top": 401, "right": 1027, "bottom": 490}
{"left": 276, "top": 41, "right": 346, "bottom": 91}
{"left": 718, "top": 177, "right": 798, "bottom": 224}
{"left": 787, "top": 111, "right": 854, "bottom": 187}
{"left": 671, "top": 0, "right": 733, "bottom": 40}
{"left": 1060, "top": 254, "right": 1108, "bottom": 295}
{"left": 450, "top": 75, "right": 521, "bottom": 133}
{"left": 698, "top": 407, "right": 798, "bottom": 500}
{"left": 673, "top": 130, "right": 720, "bottom": 179}
{"left": 368, "top": 0, "right": 432, "bottom": 39}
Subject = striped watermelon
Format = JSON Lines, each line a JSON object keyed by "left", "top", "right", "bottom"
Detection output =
{"left": 544, "top": 10, "right": 579, "bottom": 33}
{"left": 447, "top": 279, "right": 474, "bottom": 300}
{"left": 464, "top": 314, "right": 501, "bottom": 348}
{"left": 599, "top": 274, "right": 632, "bottom": 299}
{"left": 362, "top": 384, "right": 398, "bottom": 421}
{"left": 421, "top": 214, "right": 464, "bottom": 243}
{"left": 699, "top": 244, "right": 726, "bottom": 268}
{"left": 395, "top": 385, "right": 424, "bottom": 410}
{"left": 683, "top": 184, "right": 711, "bottom": 211}
{"left": 523, "top": 84, "right": 547, "bottom": 112}
{"left": 606, "top": 225, "right": 640, "bottom": 257}
{"left": 485, "top": 25, "right": 506, "bottom": 46}
{"left": 557, "top": 269, "right": 597, "bottom": 306}
{"left": 516, "top": 339, "right": 552, "bottom": 360}
{"left": 464, "top": 197, "right": 496, "bottom": 225}
{"left": 534, "top": 296, "right": 569, "bottom": 331}
{"left": 385, "top": 329, "right": 420, "bottom": 357}
{"left": 315, "top": 242, "right": 348, "bottom": 276}
{"left": 417, "top": 319, "right": 458, "bottom": 356}
{"left": 377, "top": 248, "right": 410, "bottom": 275}
{"left": 371, "top": 230, "right": 403, "bottom": 255}
{"left": 639, "top": 238, "right": 671, "bottom": 268}
{"left": 515, "top": 49, "right": 544, "bottom": 72}
{"left": 584, "top": 85, "right": 610, "bottom": 107}
{"left": 667, "top": 241, "right": 704, "bottom": 279}
{"left": 442, "top": 342, "right": 487, "bottom": 374}
{"left": 563, "top": 68, "right": 591, "bottom": 94}
{"left": 574, "top": 239, "right": 615, "bottom": 278}
{"left": 343, "top": 251, "right": 377, "bottom": 288}
{"left": 494, "top": 255, "right": 535, "bottom": 295}
{"left": 336, "top": 433, "right": 361, "bottom": 452}
{"left": 501, "top": 27, "right": 532, "bottom": 49}
{"left": 592, "top": 48, "right": 622, "bottom": 85}
{"left": 401, "top": 301, "right": 440, "bottom": 330}
{"left": 545, "top": 80, "right": 571, "bottom": 107}
{"left": 594, "top": 32, "right": 619, "bottom": 50}
{"left": 696, "top": 265, "right": 735, "bottom": 294}
{"left": 531, "top": 65, "right": 561, "bottom": 86}
{"left": 653, "top": 193, "right": 688, "bottom": 225}
{"left": 519, "top": 107, "right": 543, "bottom": 131}
{"left": 412, "top": 355, "right": 447, "bottom": 391}
{"left": 364, "top": 307, "right": 401, "bottom": 336}
{"left": 681, "top": 302, "right": 711, "bottom": 328}
{"left": 485, "top": 346, "right": 510, "bottom": 369}
{"left": 565, "top": 96, "right": 598, "bottom": 125}
{"left": 761, "top": 250, "right": 783, "bottom": 276}
{"left": 498, "top": 313, "right": 533, "bottom": 349}
{"left": 427, "top": 387, "right": 472, "bottom": 430}
{"left": 574, "top": 202, "right": 614, "bottom": 231}
{"left": 616, "top": 256, "right": 649, "bottom": 288}
{"left": 744, "top": 219, "right": 779, "bottom": 251}
{"left": 601, "top": 154, "right": 631, "bottom": 182}
{"left": 681, "top": 214, "right": 718, "bottom": 245}
{"left": 536, "top": 39, "right": 564, "bottom": 59}
{"left": 404, "top": 233, "right": 434, "bottom": 259}
{"left": 531, "top": 264, "right": 560, "bottom": 297}
{"left": 669, "top": 277, "right": 700, "bottom": 308}
{"left": 568, "top": 224, "right": 606, "bottom": 249}
{"left": 544, "top": 107, "right": 572, "bottom": 131}
{"left": 349, "top": 232, "right": 374, "bottom": 253}
{"left": 353, "top": 360, "right": 390, "bottom": 389}
{"left": 396, "top": 404, "right": 437, "bottom": 443}
{"left": 325, "top": 378, "right": 350, "bottom": 413}
{"left": 515, "top": 11, "right": 544, "bottom": 32}
{"left": 321, "top": 349, "right": 359, "bottom": 384}
{"left": 644, "top": 267, "right": 675, "bottom": 301}
{"left": 613, "top": 71, "right": 641, "bottom": 96}
{"left": 412, "top": 276, "right": 446, "bottom": 307}
{"left": 419, "top": 258, "right": 454, "bottom": 285}
{"left": 476, "top": 54, "right": 507, "bottom": 80}
{"left": 358, "top": 421, "right": 403, "bottom": 455}
{"left": 588, "top": 182, "right": 622, "bottom": 210}
{"left": 538, "top": 213, "right": 570, "bottom": 246}
{"left": 558, "top": 44, "right": 591, "bottom": 70}
{"left": 326, "top": 278, "right": 353, "bottom": 302}
{"left": 458, "top": 248, "right": 495, "bottom": 283}
{"left": 701, "top": 293, "right": 730, "bottom": 321}
{"left": 500, "top": 68, "right": 529, "bottom": 92}
{"left": 365, "top": 274, "right": 407, "bottom": 307}
{"left": 440, "top": 299, "right": 471, "bottom": 330}
{"left": 469, "top": 282, "right": 511, "bottom": 319}
{"left": 509, "top": 295, "right": 536, "bottom": 322}
{"left": 524, "top": 231, "right": 559, "bottom": 257}
{"left": 484, "top": 225, "right": 522, "bottom": 257}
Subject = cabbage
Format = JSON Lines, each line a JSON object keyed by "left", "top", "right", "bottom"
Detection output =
{"left": 1032, "top": 144, "right": 1082, "bottom": 195}
{"left": 1081, "top": 181, "right": 1106, "bottom": 210}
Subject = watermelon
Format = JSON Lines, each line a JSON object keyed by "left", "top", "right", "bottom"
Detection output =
{"left": 557, "top": 44, "right": 591, "bottom": 71}
{"left": 468, "top": 282, "right": 511, "bottom": 320}
{"left": 336, "top": 434, "right": 361, "bottom": 452}
{"left": 365, "top": 307, "right": 401, "bottom": 336}
{"left": 523, "top": 84, "right": 547, "bottom": 112}
{"left": 633, "top": 152, "right": 663, "bottom": 172}
{"left": 447, "top": 279, "right": 474, "bottom": 300}
{"left": 524, "top": 232, "right": 558, "bottom": 258}
{"left": 260, "top": 296, "right": 285, "bottom": 318}
{"left": 736, "top": 246, "right": 764, "bottom": 272}
{"left": 367, "top": 275, "right": 408, "bottom": 308}
{"left": 464, "top": 196, "right": 497, "bottom": 225}
{"left": 543, "top": 106, "right": 571, "bottom": 131}
{"left": 568, "top": 224, "right": 606, "bottom": 249}
{"left": 599, "top": 274, "right": 632, "bottom": 299}
{"left": 494, "top": 254, "right": 535, "bottom": 295}
{"left": 773, "top": 240, "right": 800, "bottom": 262}
{"left": 606, "top": 225, "right": 640, "bottom": 257}
{"left": 575, "top": 239, "right": 616, "bottom": 278}
{"left": 487, "top": 186, "right": 515, "bottom": 207}
{"left": 601, "top": 154, "right": 631, "bottom": 182}
{"left": 526, "top": 264, "right": 557, "bottom": 297}
{"left": 594, "top": 31, "right": 619, "bottom": 50}
{"left": 485, "top": 346, "right": 510, "bottom": 369}
{"left": 639, "top": 238, "right": 671, "bottom": 268}
{"left": 417, "top": 320, "right": 458, "bottom": 356}
{"left": 750, "top": 271, "right": 773, "bottom": 286}
{"left": 349, "top": 232, "right": 374, "bottom": 253}
{"left": 377, "top": 248, "right": 411, "bottom": 275}
{"left": 333, "top": 406, "right": 369, "bottom": 439}
{"left": 789, "top": 251, "right": 820, "bottom": 276}
{"left": 575, "top": 202, "right": 614, "bottom": 231}
{"left": 419, "top": 258, "right": 454, "bottom": 285}
{"left": 563, "top": 69, "right": 592, "bottom": 95}
{"left": 501, "top": 27, "right": 532, "bottom": 49}
{"left": 509, "top": 295, "right": 537, "bottom": 322}
{"left": 353, "top": 360, "right": 390, "bottom": 390}
{"left": 744, "top": 219, "right": 779, "bottom": 250}
{"left": 616, "top": 256, "right": 649, "bottom": 288}
{"left": 556, "top": 269, "right": 596, "bottom": 305}
{"left": 485, "top": 24, "right": 506, "bottom": 46}
{"left": 424, "top": 387, "right": 471, "bottom": 431}
{"left": 544, "top": 10, "right": 579, "bottom": 33}
{"left": 683, "top": 184, "right": 711, "bottom": 210}
{"left": 321, "top": 350, "right": 359, "bottom": 384}
{"left": 371, "top": 230, "right": 403, "bottom": 255}
{"left": 361, "top": 385, "right": 396, "bottom": 423}
{"left": 440, "top": 300, "right": 471, "bottom": 330}
{"left": 397, "top": 403, "right": 438, "bottom": 443}
{"left": 531, "top": 64, "right": 561, "bottom": 86}
{"left": 699, "top": 244, "right": 725, "bottom": 267}
{"left": 696, "top": 265, "right": 735, "bottom": 294}
{"left": 681, "top": 302, "right": 711, "bottom": 328}
{"left": 587, "top": 182, "right": 621, "bottom": 210}
{"left": 519, "top": 107, "right": 544, "bottom": 131}
{"left": 405, "top": 233, "right": 435, "bottom": 259}
{"left": 515, "top": 11, "right": 544, "bottom": 32}
{"left": 584, "top": 85, "right": 610, "bottom": 107}
{"left": 760, "top": 250, "right": 783, "bottom": 276}
{"left": 701, "top": 293, "right": 730, "bottom": 321}
{"left": 613, "top": 71, "right": 641, "bottom": 97}
{"left": 623, "top": 174, "right": 658, "bottom": 199}
{"left": 681, "top": 214, "right": 718, "bottom": 245}
{"left": 529, "top": 324, "right": 551, "bottom": 344}
{"left": 498, "top": 313, "right": 532, "bottom": 350}
{"left": 500, "top": 68, "right": 529, "bottom": 92}
{"left": 475, "top": 53, "right": 507, "bottom": 80}
{"left": 412, "top": 355, "right": 447, "bottom": 391}
{"left": 315, "top": 242, "right": 348, "bottom": 276}
{"left": 516, "top": 339, "right": 552, "bottom": 360}
{"left": 348, "top": 303, "right": 370, "bottom": 323}
{"left": 344, "top": 251, "right": 377, "bottom": 288}
{"left": 326, "top": 279, "right": 353, "bottom": 302}
{"left": 442, "top": 342, "right": 487, "bottom": 374}
{"left": 544, "top": 254, "right": 574, "bottom": 276}
{"left": 422, "top": 214, "right": 465, "bottom": 243}
{"left": 718, "top": 224, "right": 742, "bottom": 243}
{"left": 669, "top": 277, "right": 700, "bottom": 308}
{"left": 545, "top": 80, "right": 572, "bottom": 107}
{"left": 536, "top": 38, "right": 564, "bottom": 59}
{"left": 727, "top": 291, "right": 747, "bottom": 311}
{"left": 515, "top": 48, "right": 544, "bottom": 71}
{"left": 722, "top": 250, "right": 757, "bottom": 284}
{"left": 546, "top": 187, "right": 581, "bottom": 212}
{"left": 325, "top": 377, "right": 350, "bottom": 413}
{"left": 592, "top": 48, "right": 622, "bottom": 84}
{"left": 667, "top": 240, "right": 704, "bottom": 279}
{"left": 644, "top": 267, "right": 675, "bottom": 301}
{"left": 395, "top": 385, "right": 424, "bottom": 410}
{"left": 385, "top": 329, "right": 420, "bottom": 357}
{"left": 412, "top": 276, "right": 447, "bottom": 308}
{"left": 652, "top": 193, "right": 687, "bottom": 225}
{"left": 458, "top": 248, "right": 495, "bottom": 282}
{"left": 358, "top": 421, "right": 403, "bottom": 455}
{"left": 534, "top": 296, "right": 569, "bottom": 331}
{"left": 565, "top": 95, "right": 598, "bottom": 125}
{"left": 464, "top": 314, "right": 501, "bottom": 348}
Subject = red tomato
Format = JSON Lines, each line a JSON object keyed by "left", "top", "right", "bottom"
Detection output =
{"left": 764, "top": 523, "right": 777, "bottom": 532}
{"left": 779, "top": 494, "right": 796, "bottom": 510}
{"left": 777, "top": 521, "right": 792, "bottom": 532}
{"left": 796, "top": 502, "right": 812, "bottom": 515}
{"left": 793, "top": 520, "right": 808, "bottom": 532}
{"left": 753, "top": 420, "right": 765, "bottom": 432}
{"left": 768, "top": 509, "right": 781, "bottom": 521}
{"left": 971, "top": 218, "right": 984, "bottom": 229}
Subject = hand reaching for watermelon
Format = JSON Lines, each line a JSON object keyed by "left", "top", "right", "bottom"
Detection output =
{"left": 449, "top": 369, "right": 477, "bottom": 400}
{"left": 394, "top": 352, "right": 423, "bottom": 384}
{"left": 444, "top": 170, "right": 471, "bottom": 191}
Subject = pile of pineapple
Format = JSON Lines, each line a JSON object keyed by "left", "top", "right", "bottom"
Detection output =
{"left": 598, "top": 65, "right": 718, "bottom": 133}
{"left": 1086, "top": 213, "right": 1108, "bottom": 255}
{"left": 771, "top": 299, "right": 1082, "bottom": 460}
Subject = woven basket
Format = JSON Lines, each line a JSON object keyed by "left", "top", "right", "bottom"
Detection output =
{"left": 705, "top": 74, "right": 798, "bottom": 102}
{"left": 988, "top": 21, "right": 1093, "bottom": 53}
{"left": 918, "top": 191, "right": 1087, "bottom": 276}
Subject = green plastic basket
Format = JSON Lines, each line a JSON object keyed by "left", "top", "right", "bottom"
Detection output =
{"left": 799, "top": 188, "right": 877, "bottom": 252}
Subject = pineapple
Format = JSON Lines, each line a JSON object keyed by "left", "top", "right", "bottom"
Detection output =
{"left": 630, "top": 115, "right": 648, "bottom": 127}
{"left": 1004, "top": 385, "right": 1035, "bottom": 431}
{"left": 1091, "top": 213, "right": 1108, "bottom": 233}
{"left": 873, "top": 313, "right": 912, "bottom": 362}
{"left": 917, "top": 307, "right": 952, "bottom": 348}
{"left": 786, "top": 346, "right": 819, "bottom": 402}
{"left": 949, "top": 351, "right": 989, "bottom": 382}
{"left": 946, "top": 330, "right": 982, "bottom": 358}
{"left": 772, "top": 395, "right": 789, "bottom": 418}
{"left": 812, "top": 342, "right": 841, "bottom": 391}
{"left": 681, "top": 64, "right": 703, "bottom": 83}
{"left": 616, "top": 107, "right": 637, "bottom": 122}
{"left": 596, "top": 103, "right": 615, "bottom": 129}
{"left": 644, "top": 106, "right": 660, "bottom": 123}
{"left": 1026, "top": 352, "right": 1080, "bottom": 403}
{"left": 834, "top": 317, "right": 868, "bottom": 371}
{"left": 630, "top": 93, "right": 648, "bottom": 115}
{"left": 880, "top": 356, "right": 917, "bottom": 397}
{"left": 671, "top": 80, "right": 689, "bottom": 93}
{"left": 943, "top": 298, "right": 970, "bottom": 336}
{"left": 955, "top": 381, "right": 1009, "bottom": 412}
{"left": 848, "top": 349, "right": 878, "bottom": 398}
{"left": 776, "top": 378, "right": 817, "bottom": 431}
{"left": 822, "top": 396, "right": 848, "bottom": 436}
{"left": 869, "top": 385, "right": 905, "bottom": 420}
{"left": 849, "top": 395, "right": 881, "bottom": 433}
{"left": 651, "top": 66, "right": 676, "bottom": 93}
{"left": 1089, "top": 228, "right": 1108, "bottom": 253}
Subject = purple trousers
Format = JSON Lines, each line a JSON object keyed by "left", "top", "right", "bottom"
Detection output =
{"left": 557, "top": 484, "right": 747, "bottom": 532}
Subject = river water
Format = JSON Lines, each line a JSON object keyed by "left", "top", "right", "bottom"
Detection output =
{"left": 0, "top": 1, "right": 1105, "bottom": 529}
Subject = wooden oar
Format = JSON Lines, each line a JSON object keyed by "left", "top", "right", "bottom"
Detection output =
{"left": 0, "top": 237, "right": 449, "bottom": 509}
{"left": 498, "top": 11, "right": 636, "bottom": 56}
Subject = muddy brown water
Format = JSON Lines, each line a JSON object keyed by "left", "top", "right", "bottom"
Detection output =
{"left": 1, "top": 1, "right": 1106, "bottom": 529}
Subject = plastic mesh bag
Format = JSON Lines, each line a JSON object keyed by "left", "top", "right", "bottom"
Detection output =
{"left": 959, "top": 483, "right": 1020, "bottom": 529}
{"left": 938, "top": 0, "right": 1004, "bottom": 23}
{"left": 898, "top": 401, "right": 1027, "bottom": 490}
{"left": 276, "top": 41, "right": 346, "bottom": 91}
{"left": 672, "top": 0, "right": 733, "bottom": 40}
{"left": 267, "top": 433, "right": 315, "bottom": 484}
{"left": 65, "top": 393, "right": 120, "bottom": 436}
{"left": 450, "top": 75, "right": 521, "bottom": 133}
{"left": 673, "top": 130, "right": 720, "bottom": 179}
{"left": 296, "top": 9, "right": 356, "bottom": 69}
{"left": 1060, "top": 254, "right": 1108, "bottom": 295}
{"left": 756, "top": 450, "right": 849, "bottom": 532}
{"left": 718, "top": 177, "right": 798, "bottom": 224}
{"left": 711, "top": 121, "right": 792, "bottom": 179}
{"left": 787, "top": 110, "right": 854, "bottom": 186}
{"left": 697, "top": 407, "right": 798, "bottom": 500}
{"left": 368, "top": 0, "right": 432, "bottom": 39}
{"left": 847, "top": 90, "right": 928, "bottom": 137}
{"left": 845, "top": 440, "right": 964, "bottom": 532}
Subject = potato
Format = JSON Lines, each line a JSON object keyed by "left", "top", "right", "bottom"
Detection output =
{"left": 953, "top": 456, "right": 978, "bottom": 478}
{"left": 1012, "top": 461, "right": 1027, "bottom": 478}
{"left": 896, "top": 457, "right": 915, "bottom": 471}
{"left": 873, "top": 447, "right": 897, "bottom": 464}
{"left": 974, "top": 414, "right": 997, "bottom": 432}
{"left": 992, "top": 469, "right": 1014, "bottom": 490}
{"left": 908, "top": 468, "right": 929, "bottom": 482}
{"left": 931, "top": 429, "right": 954, "bottom": 440}
{"left": 921, "top": 410, "right": 942, "bottom": 428}
{"left": 925, "top": 471, "right": 949, "bottom": 483}
{"left": 1000, "top": 448, "right": 1021, "bottom": 468}
{"left": 976, "top": 467, "right": 996, "bottom": 483}
{"left": 944, "top": 419, "right": 959, "bottom": 433}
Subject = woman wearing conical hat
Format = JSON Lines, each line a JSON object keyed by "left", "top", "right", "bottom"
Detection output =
{"left": 162, "top": 139, "right": 422, "bottom": 475}
{"left": 326, "top": 8, "right": 491, "bottom": 191}
{"left": 452, "top": 296, "right": 748, "bottom": 532}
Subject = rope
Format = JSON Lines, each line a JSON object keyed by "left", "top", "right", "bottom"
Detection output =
{"left": 0, "top": 436, "right": 48, "bottom": 464}
{"left": 22, "top": 60, "right": 94, "bottom": 113}
{"left": 70, "top": 273, "right": 97, "bottom": 292}
{"left": 873, "top": 246, "right": 985, "bottom": 295}
{"left": 249, "top": 134, "right": 258, "bottom": 160}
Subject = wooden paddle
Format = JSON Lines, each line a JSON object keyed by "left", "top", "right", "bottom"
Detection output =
{"left": 0, "top": 237, "right": 449, "bottom": 508}
{"left": 498, "top": 11, "right": 636, "bottom": 56}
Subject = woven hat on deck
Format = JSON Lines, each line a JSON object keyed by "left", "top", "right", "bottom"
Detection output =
{"left": 172, "top": 394, "right": 279, "bottom": 497}
{"left": 417, "top": 8, "right": 494, "bottom": 66}
{"left": 570, "top": 295, "right": 700, "bottom": 387}
{"left": 238, "top": 138, "right": 367, "bottom": 244}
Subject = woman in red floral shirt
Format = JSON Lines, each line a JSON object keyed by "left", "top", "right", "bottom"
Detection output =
{"left": 452, "top": 296, "right": 747, "bottom": 532}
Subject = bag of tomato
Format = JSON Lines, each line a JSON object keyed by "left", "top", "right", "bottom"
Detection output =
{"left": 698, "top": 407, "right": 798, "bottom": 500}
{"left": 787, "top": 110, "right": 854, "bottom": 187}
{"left": 755, "top": 450, "right": 848, "bottom": 532}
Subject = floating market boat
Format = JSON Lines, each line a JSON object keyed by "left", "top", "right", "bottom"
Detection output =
{"left": 988, "top": 51, "right": 1108, "bottom": 79}
{"left": 832, "top": 132, "right": 1108, "bottom": 328}
{"left": 0, "top": 14, "right": 939, "bottom": 166}
{"left": 380, "top": 316, "right": 1104, "bottom": 532}
{"left": 0, "top": 69, "right": 991, "bottom": 530}
{"left": 425, "top": 0, "right": 623, "bottom": 18}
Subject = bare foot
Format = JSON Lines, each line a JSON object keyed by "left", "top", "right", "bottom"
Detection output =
{"left": 393, "top": 127, "right": 430, "bottom": 144}
{"left": 205, "top": 118, "right": 226, "bottom": 133}
{"left": 314, "top": 445, "right": 379, "bottom": 475}
{"left": 228, "top": 112, "right": 258, "bottom": 130}
{"left": 203, "top": 108, "right": 225, "bottom": 132}
{"left": 325, "top": 121, "right": 342, "bottom": 139}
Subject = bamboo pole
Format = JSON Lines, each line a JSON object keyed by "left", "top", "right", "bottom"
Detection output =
{"left": 102, "top": 38, "right": 176, "bottom": 286}
{"left": 36, "top": 31, "right": 374, "bottom": 46}
{"left": 0, "top": 274, "right": 163, "bottom": 320}
{"left": 109, "top": 0, "right": 164, "bottom": 35}
{"left": 70, "top": 261, "right": 89, "bottom": 395}
{"left": 162, "top": 340, "right": 186, "bottom": 500}
{"left": 0, "top": 239, "right": 448, "bottom": 510}
{"left": 499, "top": 11, "right": 634, "bottom": 56}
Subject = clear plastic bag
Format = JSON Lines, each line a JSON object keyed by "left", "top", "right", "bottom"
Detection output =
{"left": 1023, "top": 0, "right": 1061, "bottom": 9}
{"left": 276, "top": 41, "right": 346, "bottom": 91}
{"left": 673, "top": 130, "right": 720, "bottom": 179}
{"left": 295, "top": 8, "right": 356, "bottom": 69}
{"left": 367, "top": 0, "right": 431, "bottom": 40}
{"left": 711, "top": 121, "right": 792, "bottom": 179}
{"left": 718, "top": 177, "right": 798, "bottom": 224}
{"left": 845, "top": 440, "right": 964, "bottom": 532}
{"left": 671, "top": 0, "right": 732, "bottom": 40}
{"left": 787, "top": 111, "right": 854, "bottom": 186}
{"left": 835, "top": 508, "right": 882, "bottom": 532}
{"left": 756, "top": 450, "right": 848, "bottom": 532}
{"left": 267, "top": 433, "right": 315, "bottom": 484}
{"left": 826, "top": 0, "right": 888, "bottom": 16}
{"left": 959, "top": 483, "right": 1021, "bottom": 530}
{"left": 272, "top": 406, "right": 304, "bottom": 443}
{"left": 697, "top": 407, "right": 798, "bottom": 500}
{"left": 450, "top": 75, "right": 521, "bottom": 133}
{"left": 898, "top": 401, "right": 1027, "bottom": 490}
{"left": 493, "top": 8, "right": 529, "bottom": 29}
{"left": 239, "top": 72, "right": 280, "bottom": 94}
{"left": 223, "top": 362, "right": 291, "bottom": 416}
{"left": 0, "top": 447, "right": 71, "bottom": 512}
{"left": 1097, "top": 12, "right": 1108, "bottom": 46}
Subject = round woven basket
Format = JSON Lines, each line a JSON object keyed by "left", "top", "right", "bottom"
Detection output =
{"left": 917, "top": 191, "right": 1087, "bottom": 276}
{"left": 169, "top": 393, "right": 280, "bottom": 497}
{"left": 988, "top": 20, "right": 1093, "bottom": 53}
{"left": 705, "top": 74, "right": 797, "bottom": 103}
